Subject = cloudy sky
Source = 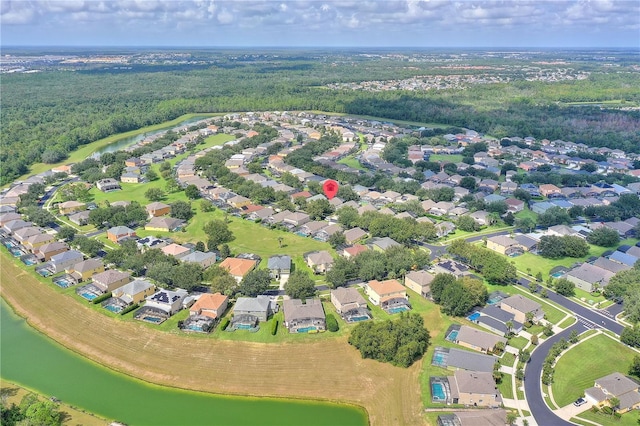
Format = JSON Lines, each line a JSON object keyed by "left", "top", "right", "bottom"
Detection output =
{"left": 1, "top": 0, "right": 639, "bottom": 47}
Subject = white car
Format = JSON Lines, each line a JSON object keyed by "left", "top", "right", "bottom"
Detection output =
{"left": 573, "top": 398, "right": 587, "bottom": 407}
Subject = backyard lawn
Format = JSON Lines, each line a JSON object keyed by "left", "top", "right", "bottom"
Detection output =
{"left": 428, "top": 154, "right": 463, "bottom": 163}
{"left": 337, "top": 156, "right": 367, "bottom": 171}
{"left": 552, "top": 333, "right": 638, "bottom": 407}
{"left": 497, "top": 373, "right": 514, "bottom": 399}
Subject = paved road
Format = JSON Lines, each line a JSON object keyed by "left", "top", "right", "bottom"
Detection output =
{"left": 524, "top": 323, "right": 586, "bottom": 426}
{"left": 516, "top": 279, "right": 623, "bottom": 335}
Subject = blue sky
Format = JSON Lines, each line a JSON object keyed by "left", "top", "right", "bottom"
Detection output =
{"left": 1, "top": 0, "right": 639, "bottom": 47}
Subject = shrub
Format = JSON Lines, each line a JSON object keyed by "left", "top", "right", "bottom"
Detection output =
{"left": 531, "top": 335, "right": 539, "bottom": 345}
{"left": 120, "top": 303, "right": 139, "bottom": 315}
{"left": 220, "top": 318, "right": 230, "bottom": 331}
{"left": 326, "top": 314, "right": 339, "bottom": 332}
{"left": 92, "top": 292, "right": 112, "bottom": 304}
{"left": 271, "top": 319, "right": 279, "bottom": 335}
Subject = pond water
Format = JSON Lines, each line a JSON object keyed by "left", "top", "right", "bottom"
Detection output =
{"left": 92, "top": 116, "right": 210, "bottom": 156}
{"left": 0, "top": 299, "right": 367, "bottom": 426}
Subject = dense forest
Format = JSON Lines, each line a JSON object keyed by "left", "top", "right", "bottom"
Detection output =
{"left": 2, "top": 49, "right": 640, "bottom": 185}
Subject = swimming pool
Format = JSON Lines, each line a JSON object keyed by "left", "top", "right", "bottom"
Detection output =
{"left": 104, "top": 305, "right": 122, "bottom": 313}
{"left": 143, "top": 316, "right": 162, "bottom": 323}
{"left": 487, "top": 296, "right": 503, "bottom": 305}
{"left": 10, "top": 248, "right": 22, "bottom": 256}
{"left": 235, "top": 324, "right": 253, "bottom": 330}
{"left": 297, "top": 326, "right": 317, "bottom": 333}
{"left": 81, "top": 292, "right": 97, "bottom": 301}
{"left": 467, "top": 312, "right": 480, "bottom": 321}
{"left": 387, "top": 306, "right": 409, "bottom": 314}
{"left": 446, "top": 330, "right": 459, "bottom": 341}
{"left": 433, "top": 353, "right": 446, "bottom": 365}
{"left": 53, "top": 279, "right": 74, "bottom": 288}
{"left": 186, "top": 324, "right": 203, "bottom": 331}
{"left": 551, "top": 272, "right": 564, "bottom": 278}
{"left": 22, "top": 258, "right": 37, "bottom": 266}
{"left": 432, "top": 383, "right": 446, "bottom": 401}
{"left": 349, "top": 315, "right": 370, "bottom": 322}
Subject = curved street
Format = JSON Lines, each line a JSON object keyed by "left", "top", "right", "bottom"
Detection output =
{"left": 523, "top": 323, "right": 586, "bottom": 426}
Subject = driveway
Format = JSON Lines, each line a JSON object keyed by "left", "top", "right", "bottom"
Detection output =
{"left": 554, "top": 401, "right": 592, "bottom": 420}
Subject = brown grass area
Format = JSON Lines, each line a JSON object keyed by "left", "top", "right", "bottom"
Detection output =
{"left": 0, "top": 255, "right": 426, "bottom": 426}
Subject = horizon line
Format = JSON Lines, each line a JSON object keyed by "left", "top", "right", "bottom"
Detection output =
{"left": 2, "top": 45, "right": 638, "bottom": 50}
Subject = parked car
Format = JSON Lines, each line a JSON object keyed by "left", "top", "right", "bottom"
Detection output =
{"left": 573, "top": 398, "right": 587, "bottom": 407}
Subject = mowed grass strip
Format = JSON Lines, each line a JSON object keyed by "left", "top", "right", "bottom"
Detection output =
{"left": 576, "top": 409, "right": 640, "bottom": 426}
{"left": 0, "top": 253, "right": 426, "bottom": 426}
{"left": 552, "top": 333, "right": 637, "bottom": 407}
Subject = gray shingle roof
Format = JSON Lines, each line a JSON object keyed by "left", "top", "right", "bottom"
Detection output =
{"left": 447, "top": 348, "right": 497, "bottom": 373}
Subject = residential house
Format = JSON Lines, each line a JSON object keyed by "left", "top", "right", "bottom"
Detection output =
{"left": 605, "top": 221, "right": 636, "bottom": 238}
{"left": 500, "top": 181, "right": 518, "bottom": 195}
{"left": 513, "top": 235, "right": 538, "bottom": 252}
{"left": 548, "top": 224, "right": 581, "bottom": 238}
{"left": 283, "top": 298, "right": 326, "bottom": 333}
{"left": 24, "top": 233, "right": 54, "bottom": 252}
{"left": 146, "top": 202, "right": 171, "bottom": 218}
{"left": 449, "top": 370, "right": 502, "bottom": 408}
{"left": 68, "top": 211, "right": 90, "bottom": 226}
{"left": 284, "top": 212, "right": 310, "bottom": 227}
{"left": 330, "top": 287, "right": 368, "bottom": 314}
{"left": 112, "top": 279, "right": 155, "bottom": 305}
{"left": 13, "top": 227, "right": 42, "bottom": 244}
{"left": 505, "top": 198, "right": 525, "bottom": 213}
{"left": 66, "top": 258, "right": 104, "bottom": 282}
{"left": 314, "top": 224, "right": 342, "bottom": 242}
{"left": 486, "top": 235, "right": 524, "bottom": 256}
{"left": 120, "top": 173, "right": 141, "bottom": 184}
{"left": 161, "top": 243, "right": 191, "bottom": 259}
{"left": 298, "top": 221, "right": 327, "bottom": 236}
{"left": 145, "top": 217, "right": 185, "bottom": 232}
{"left": 58, "top": 201, "right": 86, "bottom": 215}
{"left": 430, "top": 202, "right": 455, "bottom": 216}
{"left": 180, "top": 251, "right": 217, "bottom": 269}
{"left": 106, "top": 226, "right": 136, "bottom": 243}
{"left": 593, "top": 257, "right": 631, "bottom": 274}
{"left": 145, "top": 288, "right": 188, "bottom": 316}
{"left": 437, "top": 409, "right": 507, "bottom": 426}
{"left": 189, "top": 293, "right": 228, "bottom": 319}
{"left": 233, "top": 295, "right": 276, "bottom": 322}
{"left": 306, "top": 250, "right": 334, "bottom": 273}
{"left": 443, "top": 347, "right": 498, "bottom": 373}
{"left": 343, "top": 244, "right": 368, "bottom": 259}
{"left": 455, "top": 325, "right": 507, "bottom": 353}
{"left": 248, "top": 207, "right": 274, "bottom": 221}
{"left": 343, "top": 227, "right": 367, "bottom": 245}
{"left": 219, "top": 257, "right": 258, "bottom": 283}
{"left": 433, "top": 260, "right": 469, "bottom": 278}
{"left": 565, "top": 263, "right": 615, "bottom": 292}
{"left": 365, "top": 279, "right": 408, "bottom": 308}
{"left": 267, "top": 255, "right": 291, "bottom": 279}
{"left": 585, "top": 373, "right": 640, "bottom": 414}
{"left": 3, "top": 219, "right": 33, "bottom": 234}
{"left": 436, "top": 221, "right": 456, "bottom": 237}
{"left": 499, "top": 295, "right": 543, "bottom": 324}
{"left": 368, "top": 236, "right": 401, "bottom": 252}
{"left": 50, "top": 250, "right": 84, "bottom": 274}
{"left": 96, "top": 178, "right": 121, "bottom": 192}
{"left": 539, "top": 184, "right": 562, "bottom": 197}
{"left": 469, "top": 211, "right": 491, "bottom": 226}
{"left": 405, "top": 270, "right": 435, "bottom": 298}
{"left": 476, "top": 306, "right": 523, "bottom": 335}
{"left": 91, "top": 269, "right": 131, "bottom": 293}
{"left": 610, "top": 250, "right": 639, "bottom": 267}
{"left": 228, "top": 195, "right": 252, "bottom": 209}
{"left": 35, "top": 242, "right": 69, "bottom": 261}
{"left": 0, "top": 212, "right": 21, "bottom": 226}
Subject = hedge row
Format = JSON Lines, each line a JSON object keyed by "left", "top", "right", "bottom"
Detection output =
{"left": 92, "top": 292, "right": 112, "bottom": 304}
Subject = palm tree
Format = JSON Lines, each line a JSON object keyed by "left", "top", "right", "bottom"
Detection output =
{"left": 506, "top": 320, "right": 514, "bottom": 336}
{"left": 277, "top": 236, "right": 283, "bottom": 248}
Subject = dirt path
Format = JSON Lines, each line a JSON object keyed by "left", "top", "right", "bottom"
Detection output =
{"left": 0, "top": 256, "right": 426, "bottom": 426}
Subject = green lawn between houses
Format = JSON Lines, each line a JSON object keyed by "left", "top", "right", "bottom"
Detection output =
{"left": 428, "top": 154, "right": 463, "bottom": 164}
{"left": 497, "top": 373, "right": 514, "bottom": 399}
{"left": 337, "top": 155, "right": 367, "bottom": 171}
{"left": 552, "top": 333, "right": 638, "bottom": 408}
{"left": 574, "top": 409, "right": 640, "bottom": 426}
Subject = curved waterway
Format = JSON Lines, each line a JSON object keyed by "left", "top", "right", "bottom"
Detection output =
{"left": 92, "top": 115, "right": 209, "bottom": 156}
{"left": 0, "top": 299, "right": 367, "bottom": 426}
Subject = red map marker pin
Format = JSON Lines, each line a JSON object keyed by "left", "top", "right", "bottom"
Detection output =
{"left": 322, "top": 179, "right": 339, "bottom": 200}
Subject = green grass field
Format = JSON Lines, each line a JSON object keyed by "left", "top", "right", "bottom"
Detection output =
{"left": 575, "top": 410, "right": 640, "bottom": 426}
{"left": 428, "top": 154, "right": 463, "bottom": 163}
{"left": 337, "top": 156, "right": 367, "bottom": 171}
{"left": 552, "top": 334, "right": 638, "bottom": 407}
{"left": 497, "top": 373, "right": 514, "bottom": 399}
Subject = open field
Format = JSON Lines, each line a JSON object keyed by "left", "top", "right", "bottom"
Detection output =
{"left": 0, "top": 381, "right": 108, "bottom": 426}
{"left": 338, "top": 155, "right": 367, "bottom": 171}
{"left": 552, "top": 333, "right": 637, "bottom": 407}
{"left": 428, "top": 154, "right": 463, "bottom": 163}
{"left": 0, "top": 252, "right": 426, "bottom": 426}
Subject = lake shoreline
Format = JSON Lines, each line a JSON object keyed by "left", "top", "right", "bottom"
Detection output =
{"left": 1, "top": 250, "right": 422, "bottom": 425}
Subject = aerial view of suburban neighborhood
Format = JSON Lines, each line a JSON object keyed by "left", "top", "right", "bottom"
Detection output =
{"left": 1, "top": 2, "right": 640, "bottom": 426}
